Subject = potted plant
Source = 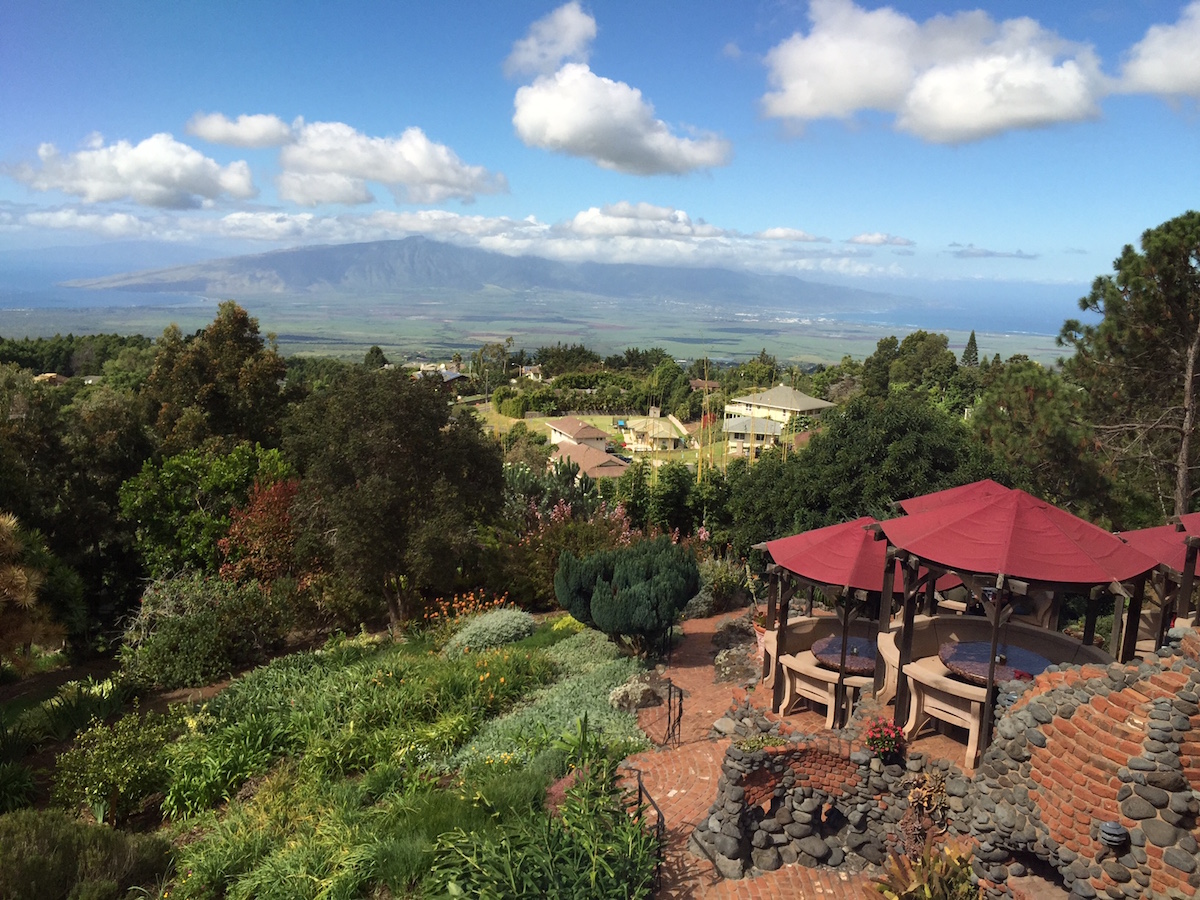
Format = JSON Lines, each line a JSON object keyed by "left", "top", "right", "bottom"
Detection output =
{"left": 862, "top": 716, "right": 905, "bottom": 765}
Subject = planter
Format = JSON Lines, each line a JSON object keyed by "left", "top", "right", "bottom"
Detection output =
{"left": 754, "top": 624, "right": 766, "bottom": 658}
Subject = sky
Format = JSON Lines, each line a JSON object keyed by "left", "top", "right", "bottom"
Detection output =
{"left": 2, "top": 0, "right": 1199, "bottom": 299}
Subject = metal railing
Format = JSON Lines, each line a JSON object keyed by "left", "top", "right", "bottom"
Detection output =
{"left": 627, "top": 766, "right": 667, "bottom": 893}
{"left": 664, "top": 679, "right": 683, "bottom": 748}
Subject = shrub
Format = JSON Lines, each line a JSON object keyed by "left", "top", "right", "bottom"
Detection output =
{"left": 0, "top": 761, "right": 35, "bottom": 812}
{"left": 52, "top": 710, "right": 173, "bottom": 825}
{"left": 428, "top": 726, "right": 658, "bottom": 899}
{"left": 556, "top": 536, "right": 699, "bottom": 656}
{"left": 23, "top": 677, "right": 132, "bottom": 744}
{"left": 863, "top": 716, "right": 905, "bottom": 760}
{"left": 551, "top": 613, "right": 585, "bottom": 634}
{"left": 0, "top": 808, "right": 171, "bottom": 900}
{"left": 444, "top": 609, "right": 536, "bottom": 657}
{"left": 699, "top": 556, "right": 750, "bottom": 612}
{"left": 121, "top": 574, "right": 287, "bottom": 688}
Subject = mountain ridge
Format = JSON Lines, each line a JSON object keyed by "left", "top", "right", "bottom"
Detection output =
{"left": 63, "top": 235, "right": 919, "bottom": 314}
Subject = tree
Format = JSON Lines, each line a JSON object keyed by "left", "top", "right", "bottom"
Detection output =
{"left": 1060, "top": 211, "right": 1200, "bottom": 519}
{"left": 284, "top": 369, "right": 503, "bottom": 626}
{"left": 961, "top": 331, "right": 979, "bottom": 367}
{"left": 0, "top": 511, "right": 67, "bottom": 671}
{"left": 647, "top": 461, "right": 694, "bottom": 536}
{"left": 119, "top": 442, "right": 291, "bottom": 578}
{"left": 142, "top": 302, "right": 286, "bottom": 454}
{"left": 726, "top": 392, "right": 1005, "bottom": 556}
{"left": 972, "top": 361, "right": 1111, "bottom": 521}
{"left": 363, "top": 345, "right": 389, "bottom": 369}
{"left": 554, "top": 536, "right": 699, "bottom": 656}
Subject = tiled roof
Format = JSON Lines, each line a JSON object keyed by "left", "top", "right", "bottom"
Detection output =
{"left": 729, "top": 385, "right": 834, "bottom": 412}
{"left": 547, "top": 416, "right": 609, "bottom": 441}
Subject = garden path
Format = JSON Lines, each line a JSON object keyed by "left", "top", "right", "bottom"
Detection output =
{"left": 622, "top": 612, "right": 877, "bottom": 899}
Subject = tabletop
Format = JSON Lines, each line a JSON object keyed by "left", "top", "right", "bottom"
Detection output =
{"left": 811, "top": 633, "right": 877, "bottom": 676}
{"left": 939, "top": 641, "right": 1052, "bottom": 686}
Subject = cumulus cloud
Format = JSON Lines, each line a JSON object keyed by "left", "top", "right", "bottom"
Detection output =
{"left": 504, "top": 1, "right": 596, "bottom": 77}
{"left": 513, "top": 63, "right": 732, "bottom": 174}
{"left": 23, "top": 208, "right": 154, "bottom": 238}
{"left": 8, "top": 133, "right": 256, "bottom": 208}
{"left": 762, "top": 0, "right": 1106, "bottom": 143}
{"left": 278, "top": 121, "right": 507, "bottom": 205}
{"left": 756, "top": 227, "right": 830, "bottom": 242}
{"left": 567, "top": 201, "right": 724, "bottom": 238}
{"left": 949, "top": 243, "right": 1037, "bottom": 259}
{"left": 1120, "top": 1, "right": 1200, "bottom": 96}
{"left": 186, "top": 112, "right": 294, "bottom": 147}
{"left": 846, "top": 232, "right": 914, "bottom": 246}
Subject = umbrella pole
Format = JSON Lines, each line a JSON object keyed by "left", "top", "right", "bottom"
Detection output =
{"left": 874, "top": 547, "right": 896, "bottom": 695}
{"left": 894, "top": 558, "right": 918, "bottom": 730}
{"left": 1179, "top": 540, "right": 1198, "bottom": 620}
{"left": 1118, "top": 575, "right": 1147, "bottom": 663}
{"left": 835, "top": 590, "right": 851, "bottom": 729}
{"left": 980, "top": 587, "right": 1004, "bottom": 763}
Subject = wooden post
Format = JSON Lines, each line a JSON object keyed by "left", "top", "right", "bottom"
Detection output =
{"left": 771, "top": 574, "right": 794, "bottom": 712}
{"left": 894, "top": 555, "right": 919, "bottom": 729}
{"left": 874, "top": 548, "right": 896, "bottom": 694}
{"left": 924, "top": 577, "right": 937, "bottom": 616}
{"left": 979, "top": 576, "right": 1005, "bottom": 759}
{"left": 761, "top": 568, "right": 779, "bottom": 684}
{"left": 1179, "top": 539, "right": 1199, "bottom": 620}
{"left": 1119, "top": 575, "right": 1148, "bottom": 663}
{"left": 1082, "top": 585, "right": 1103, "bottom": 648}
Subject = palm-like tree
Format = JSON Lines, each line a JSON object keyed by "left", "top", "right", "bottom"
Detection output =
{"left": 0, "top": 511, "right": 58, "bottom": 672}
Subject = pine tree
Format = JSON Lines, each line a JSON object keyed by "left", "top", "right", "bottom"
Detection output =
{"left": 961, "top": 330, "right": 979, "bottom": 367}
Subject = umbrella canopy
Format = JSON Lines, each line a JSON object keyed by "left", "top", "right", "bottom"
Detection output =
{"left": 765, "top": 517, "right": 959, "bottom": 594}
{"left": 897, "top": 479, "right": 1011, "bottom": 515}
{"left": 1119, "top": 513, "right": 1200, "bottom": 575}
{"left": 880, "top": 488, "right": 1157, "bottom": 586}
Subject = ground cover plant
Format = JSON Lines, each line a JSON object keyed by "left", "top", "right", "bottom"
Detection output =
{"left": 150, "top": 620, "right": 653, "bottom": 899}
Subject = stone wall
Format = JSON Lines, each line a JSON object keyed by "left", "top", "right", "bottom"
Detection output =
{"left": 691, "top": 690, "right": 974, "bottom": 879}
{"left": 695, "top": 625, "right": 1200, "bottom": 899}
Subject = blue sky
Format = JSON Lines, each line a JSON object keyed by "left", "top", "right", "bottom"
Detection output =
{"left": 2, "top": 0, "right": 1198, "bottom": 297}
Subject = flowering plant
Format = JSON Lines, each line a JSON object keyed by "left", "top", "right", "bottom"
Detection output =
{"left": 863, "top": 716, "right": 905, "bottom": 759}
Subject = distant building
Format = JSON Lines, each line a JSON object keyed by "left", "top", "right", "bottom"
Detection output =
{"left": 723, "top": 385, "right": 834, "bottom": 426}
{"left": 546, "top": 416, "right": 609, "bottom": 451}
{"left": 689, "top": 378, "right": 719, "bottom": 392}
{"left": 520, "top": 365, "right": 543, "bottom": 382}
{"left": 552, "top": 442, "right": 629, "bottom": 479}
{"left": 621, "top": 416, "right": 686, "bottom": 453}
{"left": 723, "top": 416, "right": 783, "bottom": 457}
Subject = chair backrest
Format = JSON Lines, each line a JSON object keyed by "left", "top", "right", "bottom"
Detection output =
{"left": 777, "top": 615, "right": 843, "bottom": 655}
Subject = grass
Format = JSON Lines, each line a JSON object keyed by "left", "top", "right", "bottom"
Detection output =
{"left": 158, "top": 624, "right": 647, "bottom": 898}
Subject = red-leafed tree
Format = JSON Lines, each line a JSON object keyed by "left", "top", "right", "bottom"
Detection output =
{"left": 218, "top": 478, "right": 299, "bottom": 585}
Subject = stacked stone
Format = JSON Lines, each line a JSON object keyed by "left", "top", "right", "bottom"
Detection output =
{"left": 973, "top": 628, "right": 1200, "bottom": 900}
{"left": 693, "top": 694, "right": 974, "bottom": 880}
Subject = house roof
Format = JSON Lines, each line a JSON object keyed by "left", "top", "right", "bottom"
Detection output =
{"left": 547, "top": 416, "right": 609, "bottom": 442}
{"left": 623, "top": 417, "right": 681, "bottom": 439}
{"left": 722, "top": 416, "right": 783, "bottom": 436}
{"left": 690, "top": 379, "right": 719, "bottom": 391}
{"left": 729, "top": 385, "right": 834, "bottom": 413}
{"left": 552, "top": 443, "right": 628, "bottom": 479}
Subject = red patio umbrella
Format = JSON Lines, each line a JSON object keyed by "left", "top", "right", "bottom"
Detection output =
{"left": 897, "top": 479, "right": 1011, "bottom": 515}
{"left": 880, "top": 488, "right": 1157, "bottom": 586}
{"left": 765, "top": 517, "right": 960, "bottom": 594}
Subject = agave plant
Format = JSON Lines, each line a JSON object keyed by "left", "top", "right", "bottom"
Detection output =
{"left": 870, "top": 837, "right": 979, "bottom": 900}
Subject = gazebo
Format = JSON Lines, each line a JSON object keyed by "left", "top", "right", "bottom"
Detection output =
{"left": 760, "top": 517, "right": 957, "bottom": 727}
{"left": 875, "top": 483, "right": 1159, "bottom": 754}
{"left": 1117, "top": 512, "right": 1200, "bottom": 652}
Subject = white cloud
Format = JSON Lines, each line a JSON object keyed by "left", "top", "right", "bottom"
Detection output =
{"left": 847, "top": 231, "right": 914, "bottom": 246}
{"left": 278, "top": 121, "right": 506, "bottom": 205}
{"left": 23, "top": 208, "right": 153, "bottom": 238}
{"left": 186, "top": 112, "right": 294, "bottom": 147}
{"left": 762, "top": 0, "right": 1106, "bottom": 143}
{"left": 513, "top": 63, "right": 732, "bottom": 174}
{"left": 1120, "top": 0, "right": 1200, "bottom": 96}
{"left": 8, "top": 133, "right": 257, "bottom": 208}
{"left": 504, "top": 1, "right": 596, "bottom": 77}
{"left": 757, "top": 227, "right": 830, "bottom": 242}
{"left": 567, "top": 201, "right": 724, "bottom": 238}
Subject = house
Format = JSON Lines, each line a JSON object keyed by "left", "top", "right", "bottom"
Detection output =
{"left": 689, "top": 378, "right": 719, "bottom": 392}
{"left": 520, "top": 365, "right": 543, "bottom": 382}
{"left": 621, "top": 416, "right": 686, "bottom": 453}
{"left": 546, "top": 416, "right": 609, "bottom": 451}
{"left": 552, "top": 442, "right": 629, "bottom": 479}
{"left": 722, "top": 416, "right": 783, "bottom": 457}
{"left": 723, "top": 385, "right": 834, "bottom": 426}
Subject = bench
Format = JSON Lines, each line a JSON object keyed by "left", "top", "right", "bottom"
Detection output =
{"left": 878, "top": 615, "right": 1112, "bottom": 768}
{"left": 778, "top": 650, "right": 873, "bottom": 729}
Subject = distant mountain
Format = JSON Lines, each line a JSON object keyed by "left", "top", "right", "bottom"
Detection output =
{"left": 64, "top": 236, "right": 916, "bottom": 314}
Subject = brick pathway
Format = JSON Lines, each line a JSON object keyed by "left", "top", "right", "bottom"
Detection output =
{"left": 622, "top": 613, "right": 879, "bottom": 899}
